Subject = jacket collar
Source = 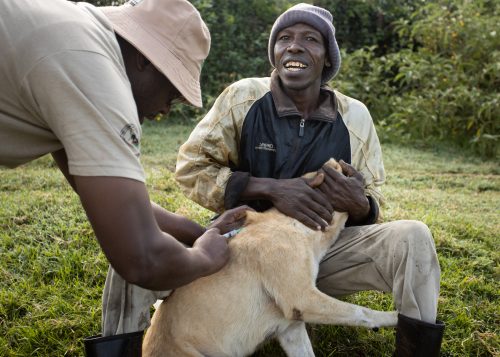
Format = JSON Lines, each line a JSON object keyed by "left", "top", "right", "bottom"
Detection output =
{"left": 269, "top": 69, "right": 338, "bottom": 122}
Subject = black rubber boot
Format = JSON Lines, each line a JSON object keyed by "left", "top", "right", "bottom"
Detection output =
{"left": 84, "top": 330, "right": 143, "bottom": 357}
{"left": 395, "top": 314, "right": 445, "bottom": 357}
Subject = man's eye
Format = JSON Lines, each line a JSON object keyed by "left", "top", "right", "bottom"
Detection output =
{"left": 306, "top": 36, "right": 317, "bottom": 42}
{"left": 278, "top": 35, "right": 290, "bottom": 41}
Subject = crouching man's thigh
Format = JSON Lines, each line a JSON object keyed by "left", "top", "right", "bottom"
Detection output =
{"left": 317, "top": 220, "right": 439, "bottom": 298}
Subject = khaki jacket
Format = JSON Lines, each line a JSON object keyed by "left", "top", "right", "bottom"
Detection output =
{"left": 176, "top": 77, "right": 386, "bottom": 214}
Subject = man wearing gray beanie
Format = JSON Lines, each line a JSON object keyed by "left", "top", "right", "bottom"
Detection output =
{"left": 176, "top": 3, "right": 445, "bottom": 356}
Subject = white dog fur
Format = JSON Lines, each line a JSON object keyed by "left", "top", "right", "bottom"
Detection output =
{"left": 143, "top": 159, "right": 398, "bottom": 357}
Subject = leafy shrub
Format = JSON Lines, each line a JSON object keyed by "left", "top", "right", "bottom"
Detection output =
{"left": 316, "top": 0, "right": 425, "bottom": 54}
{"left": 166, "top": 0, "right": 289, "bottom": 121}
{"left": 335, "top": 0, "right": 499, "bottom": 158}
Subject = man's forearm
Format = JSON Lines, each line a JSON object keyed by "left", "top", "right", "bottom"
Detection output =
{"left": 151, "top": 202, "right": 205, "bottom": 246}
{"left": 74, "top": 176, "right": 229, "bottom": 291}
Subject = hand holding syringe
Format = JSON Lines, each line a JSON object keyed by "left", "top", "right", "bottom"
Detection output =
{"left": 222, "top": 228, "right": 242, "bottom": 239}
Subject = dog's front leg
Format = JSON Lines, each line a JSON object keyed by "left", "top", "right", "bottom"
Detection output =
{"left": 285, "top": 287, "right": 398, "bottom": 329}
{"left": 276, "top": 321, "right": 315, "bottom": 357}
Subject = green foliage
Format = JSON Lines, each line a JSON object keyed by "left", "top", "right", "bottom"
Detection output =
{"left": 190, "top": 0, "right": 425, "bottom": 111}
{"left": 315, "top": 0, "right": 425, "bottom": 54}
{"left": 188, "top": 0, "right": 291, "bottom": 110}
{"left": 334, "top": 0, "right": 499, "bottom": 158}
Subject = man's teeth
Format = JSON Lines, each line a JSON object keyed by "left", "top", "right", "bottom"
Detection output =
{"left": 285, "top": 61, "right": 307, "bottom": 71}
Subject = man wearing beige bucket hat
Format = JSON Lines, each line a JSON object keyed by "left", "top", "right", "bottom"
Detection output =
{"left": 0, "top": 0, "right": 251, "bottom": 355}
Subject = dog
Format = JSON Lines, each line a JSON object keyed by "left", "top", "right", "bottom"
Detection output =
{"left": 142, "top": 159, "right": 398, "bottom": 357}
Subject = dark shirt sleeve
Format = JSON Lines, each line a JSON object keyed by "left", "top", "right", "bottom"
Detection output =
{"left": 224, "top": 171, "right": 251, "bottom": 210}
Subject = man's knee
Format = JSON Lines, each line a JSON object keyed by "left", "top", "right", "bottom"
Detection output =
{"left": 393, "top": 220, "right": 439, "bottom": 273}
{"left": 398, "top": 220, "right": 433, "bottom": 246}
{"left": 402, "top": 220, "right": 434, "bottom": 248}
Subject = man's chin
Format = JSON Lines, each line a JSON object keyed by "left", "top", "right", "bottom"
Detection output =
{"left": 280, "top": 79, "right": 312, "bottom": 92}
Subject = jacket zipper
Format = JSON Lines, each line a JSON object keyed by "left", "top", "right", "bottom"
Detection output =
{"left": 299, "top": 118, "right": 305, "bottom": 137}
{"left": 279, "top": 117, "right": 304, "bottom": 178}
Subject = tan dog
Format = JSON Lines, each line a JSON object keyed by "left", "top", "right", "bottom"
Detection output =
{"left": 143, "top": 159, "right": 398, "bottom": 357}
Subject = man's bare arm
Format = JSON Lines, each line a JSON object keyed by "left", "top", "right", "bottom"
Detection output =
{"left": 51, "top": 149, "right": 76, "bottom": 191}
{"left": 152, "top": 203, "right": 252, "bottom": 247}
{"left": 74, "top": 175, "right": 229, "bottom": 290}
{"left": 151, "top": 203, "right": 205, "bottom": 247}
{"left": 51, "top": 149, "right": 253, "bottom": 289}
{"left": 53, "top": 149, "right": 233, "bottom": 248}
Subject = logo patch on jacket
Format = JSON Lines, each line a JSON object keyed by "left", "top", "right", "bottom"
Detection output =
{"left": 255, "top": 142, "right": 276, "bottom": 152}
{"left": 120, "top": 124, "right": 140, "bottom": 156}
{"left": 128, "top": 0, "right": 144, "bottom": 6}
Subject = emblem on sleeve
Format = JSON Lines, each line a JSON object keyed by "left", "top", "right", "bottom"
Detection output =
{"left": 120, "top": 124, "right": 140, "bottom": 154}
{"left": 128, "top": 0, "right": 144, "bottom": 6}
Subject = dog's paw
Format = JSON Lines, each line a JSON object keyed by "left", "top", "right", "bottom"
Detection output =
{"left": 361, "top": 310, "right": 398, "bottom": 329}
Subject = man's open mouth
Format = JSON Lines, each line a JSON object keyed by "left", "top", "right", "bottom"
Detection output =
{"left": 284, "top": 60, "right": 308, "bottom": 72}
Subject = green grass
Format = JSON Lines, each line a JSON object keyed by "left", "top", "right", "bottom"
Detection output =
{"left": 1, "top": 120, "right": 498, "bottom": 356}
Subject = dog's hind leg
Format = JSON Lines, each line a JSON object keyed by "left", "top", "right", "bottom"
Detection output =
{"left": 277, "top": 321, "right": 315, "bottom": 357}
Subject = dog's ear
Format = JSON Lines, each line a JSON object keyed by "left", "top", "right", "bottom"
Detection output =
{"left": 324, "top": 158, "right": 342, "bottom": 173}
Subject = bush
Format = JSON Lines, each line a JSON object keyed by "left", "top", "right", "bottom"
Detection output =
{"left": 316, "top": 0, "right": 424, "bottom": 54}
{"left": 334, "top": 0, "right": 499, "bottom": 158}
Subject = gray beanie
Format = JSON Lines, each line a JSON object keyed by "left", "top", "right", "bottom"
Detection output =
{"left": 268, "top": 3, "right": 341, "bottom": 84}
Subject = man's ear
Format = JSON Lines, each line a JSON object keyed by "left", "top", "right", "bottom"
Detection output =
{"left": 135, "top": 51, "right": 151, "bottom": 72}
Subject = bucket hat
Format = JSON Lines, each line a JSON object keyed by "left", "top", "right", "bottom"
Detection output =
{"left": 101, "top": 0, "right": 210, "bottom": 107}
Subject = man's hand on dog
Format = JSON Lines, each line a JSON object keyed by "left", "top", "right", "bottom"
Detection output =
{"left": 268, "top": 176, "right": 334, "bottom": 231}
{"left": 193, "top": 206, "right": 254, "bottom": 276}
{"left": 318, "top": 160, "right": 370, "bottom": 223}
{"left": 207, "top": 205, "right": 254, "bottom": 234}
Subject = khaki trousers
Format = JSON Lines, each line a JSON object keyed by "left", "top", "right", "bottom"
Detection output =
{"left": 101, "top": 219, "right": 440, "bottom": 336}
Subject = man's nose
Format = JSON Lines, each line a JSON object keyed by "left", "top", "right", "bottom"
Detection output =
{"left": 287, "top": 42, "right": 303, "bottom": 52}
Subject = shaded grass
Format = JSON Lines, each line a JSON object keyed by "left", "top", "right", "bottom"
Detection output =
{"left": 0, "top": 120, "right": 498, "bottom": 356}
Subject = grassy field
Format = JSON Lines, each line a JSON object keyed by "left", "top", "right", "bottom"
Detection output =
{"left": 1, "top": 120, "right": 498, "bottom": 356}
